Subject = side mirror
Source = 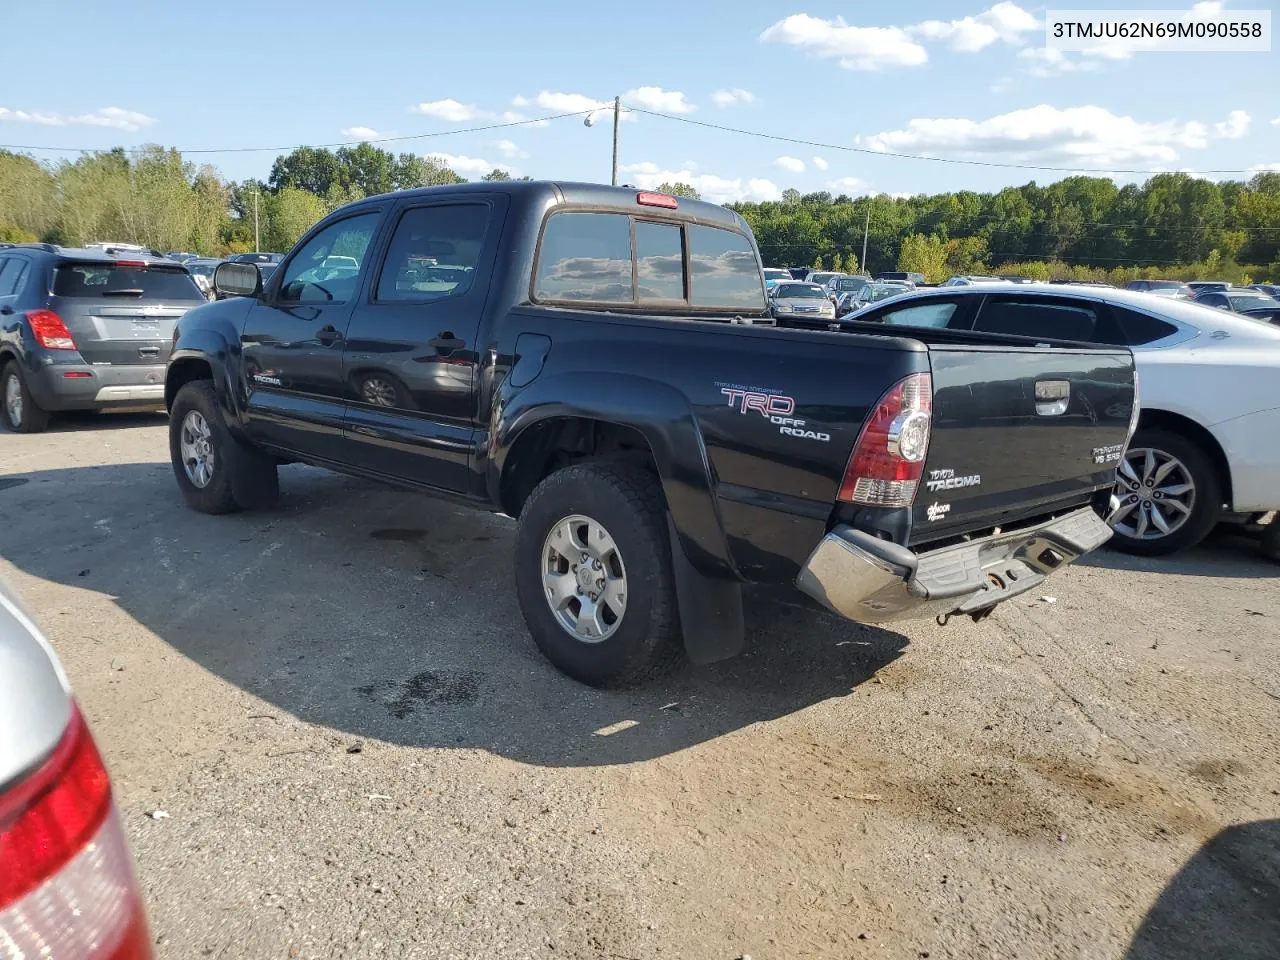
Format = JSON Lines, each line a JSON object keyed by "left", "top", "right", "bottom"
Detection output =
{"left": 214, "top": 261, "right": 263, "bottom": 299}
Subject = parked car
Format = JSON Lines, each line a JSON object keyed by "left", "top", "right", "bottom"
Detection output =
{"left": 1241, "top": 306, "right": 1280, "bottom": 325}
{"left": 828, "top": 275, "right": 871, "bottom": 300}
{"left": 166, "top": 251, "right": 199, "bottom": 264}
{"left": 874, "top": 271, "right": 925, "bottom": 285}
{"left": 0, "top": 578, "right": 154, "bottom": 956}
{"left": 228, "top": 252, "right": 284, "bottom": 266}
{"left": 787, "top": 267, "right": 810, "bottom": 281}
{"left": 769, "top": 281, "right": 836, "bottom": 324}
{"left": 1126, "top": 280, "right": 1194, "bottom": 299}
{"left": 1247, "top": 283, "right": 1280, "bottom": 298}
{"left": 805, "top": 271, "right": 839, "bottom": 290}
{"left": 1193, "top": 289, "right": 1280, "bottom": 314}
{"left": 167, "top": 181, "right": 1134, "bottom": 687}
{"left": 185, "top": 257, "right": 224, "bottom": 282}
{"left": 1, "top": 245, "right": 208, "bottom": 432}
{"left": 1186, "top": 281, "right": 1230, "bottom": 295}
{"left": 837, "top": 282, "right": 912, "bottom": 316}
{"left": 762, "top": 267, "right": 791, "bottom": 291}
{"left": 843, "top": 282, "right": 1280, "bottom": 556}
{"left": 996, "top": 275, "right": 1039, "bottom": 284}
{"left": 941, "top": 275, "right": 1005, "bottom": 286}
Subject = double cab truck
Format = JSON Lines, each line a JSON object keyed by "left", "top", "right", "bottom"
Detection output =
{"left": 165, "top": 181, "right": 1137, "bottom": 687}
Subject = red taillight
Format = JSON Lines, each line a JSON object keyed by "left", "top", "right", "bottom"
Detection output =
{"left": 0, "top": 706, "right": 112, "bottom": 907}
{"left": 0, "top": 705, "right": 153, "bottom": 958}
{"left": 63, "top": 371, "right": 92, "bottom": 378}
{"left": 113, "top": 260, "right": 147, "bottom": 268}
{"left": 636, "top": 191, "right": 679, "bottom": 209}
{"left": 27, "top": 309, "right": 77, "bottom": 350}
{"left": 838, "top": 372, "right": 933, "bottom": 507}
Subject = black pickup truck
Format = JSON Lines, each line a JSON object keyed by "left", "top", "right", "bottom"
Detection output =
{"left": 166, "top": 181, "right": 1136, "bottom": 687}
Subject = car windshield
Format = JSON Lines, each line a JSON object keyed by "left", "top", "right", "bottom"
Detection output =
{"left": 763, "top": 269, "right": 790, "bottom": 281}
{"left": 775, "top": 283, "right": 827, "bottom": 299}
{"left": 833, "top": 277, "right": 868, "bottom": 291}
{"left": 1228, "top": 294, "right": 1279, "bottom": 311}
{"left": 1146, "top": 281, "right": 1182, "bottom": 290}
{"left": 808, "top": 272, "right": 837, "bottom": 285}
{"left": 864, "top": 284, "right": 905, "bottom": 302}
{"left": 186, "top": 260, "right": 221, "bottom": 278}
{"left": 53, "top": 262, "right": 203, "bottom": 299}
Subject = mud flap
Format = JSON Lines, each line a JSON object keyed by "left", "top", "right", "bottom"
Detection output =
{"left": 667, "top": 515, "right": 745, "bottom": 664}
{"left": 226, "top": 437, "right": 279, "bottom": 509}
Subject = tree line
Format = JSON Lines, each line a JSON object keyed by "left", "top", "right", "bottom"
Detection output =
{"left": 1, "top": 143, "right": 1277, "bottom": 283}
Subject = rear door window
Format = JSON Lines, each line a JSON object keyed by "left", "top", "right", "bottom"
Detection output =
{"left": 1110, "top": 306, "right": 1179, "bottom": 345}
{"left": 535, "top": 212, "right": 634, "bottom": 303}
{"left": 688, "top": 225, "right": 764, "bottom": 309}
{"left": 635, "top": 221, "right": 684, "bottom": 302}
{"left": 972, "top": 296, "right": 1104, "bottom": 342}
{"left": 52, "top": 263, "right": 203, "bottom": 300}
{"left": 376, "top": 203, "right": 491, "bottom": 302}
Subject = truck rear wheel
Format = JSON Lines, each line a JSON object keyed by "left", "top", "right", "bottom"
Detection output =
{"left": 169, "top": 379, "right": 278, "bottom": 515}
{"left": 514, "top": 461, "right": 683, "bottom": 688}
{"left": 1108, "top": 428, "right": 1221, "bottom": 557}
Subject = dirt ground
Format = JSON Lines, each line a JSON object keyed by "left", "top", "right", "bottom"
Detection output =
{"left": 2, "top": 413, "right": 1278, "bottom": 960}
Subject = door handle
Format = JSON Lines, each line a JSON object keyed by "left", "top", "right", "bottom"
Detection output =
{"left": 430, "top": 336, "right": 465, "bottom": 350}
{"left": 316, "top": 325, "right": 342, "bottom": 345}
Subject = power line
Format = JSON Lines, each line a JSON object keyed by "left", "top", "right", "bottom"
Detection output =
{"left": 0, "top": 111, "right": 593, "bottom": 156}
{"left": 625, "top": 105, "right": 1262, "bottom": 177}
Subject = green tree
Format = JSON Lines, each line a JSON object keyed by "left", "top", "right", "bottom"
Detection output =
{"left": 655, "top": 181, "right": 701, "bottom": 199}
{"left": 811, "top": 254, "right": 824, "bottom": 270}
{"left": 262, "top": 187, "right": 327, "bottom": 252}
{"left": 481, "top": 169, "right": 513, "bottom": 182}
{"left": 829, "top": 252, "right": 845, "bottom": 273}
{"left": 896, "top": 233, "right": 948, "bottom": 282}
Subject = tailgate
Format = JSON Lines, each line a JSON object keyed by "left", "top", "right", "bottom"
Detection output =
{"left": 64, "top": 304, "right": 187, "bottom": 365}
{"left": 911, "top": 345, "right": 1135, "bottom": 544}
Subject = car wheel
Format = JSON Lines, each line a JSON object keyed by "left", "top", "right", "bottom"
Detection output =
{"left": 1108, "top": 428, "right": 1222, "bottom": 556}
{"left": 2, "top": 361, "right": 50, "bottom": 433}
{"left": 514, "top": 461, "right": 683, "bottom": 688}
{"left": 169, "top": 379, "right": 278, "bottom": 514}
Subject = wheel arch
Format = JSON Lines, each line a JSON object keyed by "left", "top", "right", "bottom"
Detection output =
{"left": 1136, "top": 408, "right": 1233, "bottom": 508}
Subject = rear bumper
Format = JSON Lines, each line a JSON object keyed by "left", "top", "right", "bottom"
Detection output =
{"left": 25, "top": 362, "right": 166, "bottom": 412}
{"left": 796, "top": 506, "right": 1112, "bottom": 624}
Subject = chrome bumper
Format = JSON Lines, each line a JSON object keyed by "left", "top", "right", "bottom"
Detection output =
{"left": 796, "top": 506, "right": 1113, "bottom": 624}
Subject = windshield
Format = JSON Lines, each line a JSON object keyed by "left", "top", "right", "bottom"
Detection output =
{"left": 53, "top": 263, "right": 204, "bottom": 300}
{"left": 808, "top": 272, "right": 837, "bottom": 285}
{"left": 763, "top": 269, "right": 790, "bottom": 281}
{"left": 186, "top": 261, "right": 221, "bottom": 278}
{"left": 776, "top": 283, "right": 827, "bottom": 299}
{"left": 1228, "top": 294, "right": 1279, "bottom": 311}
{"left": 833, "top": 277, "right": 868, "bottom": 291}
{"left": 864, "top": 284, "right": 905, "bottom": 302}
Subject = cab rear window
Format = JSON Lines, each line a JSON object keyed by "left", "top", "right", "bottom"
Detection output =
{"left": 53, "top": 263, "right": 203, "bottom": 300}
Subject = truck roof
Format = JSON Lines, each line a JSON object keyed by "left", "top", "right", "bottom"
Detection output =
{"left": 352, "top": 180, "right": 750, "bottom": 232}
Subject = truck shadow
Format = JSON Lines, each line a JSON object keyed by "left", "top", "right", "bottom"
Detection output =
{"left": 0, "top": 462, "right": 909, "bottom": 768}
{"left": 1126, "top": 819, "right": 1280, "bottom": 960}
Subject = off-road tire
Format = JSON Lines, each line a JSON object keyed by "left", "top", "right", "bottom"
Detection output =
{"left": 169, "top": 379, "right": 278, "bottom": 514}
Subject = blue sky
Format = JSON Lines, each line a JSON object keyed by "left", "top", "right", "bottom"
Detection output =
{"left": 1, "top": 0, "right": 1275, "bottom": 202}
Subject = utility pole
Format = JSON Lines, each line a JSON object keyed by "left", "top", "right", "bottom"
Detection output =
{"left": 611, "top": 95, "right": 620, "bottom": 187}
{"left": 253, "top": 187, "right": 260, "bottom": 253}
{"left": 861, "top": 198, "right": 871, "bottom": 272}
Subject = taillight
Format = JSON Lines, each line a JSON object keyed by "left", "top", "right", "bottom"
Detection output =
{"left": 838, "top": 372, "right": 932, "bottom": 507}
{"left": 26, "top": 309, "right": 77, "bottom": 350}
{"left": 0, "top": 705, "right": 153, "bottom": 958}
{"left": 636, "top": 191, "right": 679, "bottom": 209}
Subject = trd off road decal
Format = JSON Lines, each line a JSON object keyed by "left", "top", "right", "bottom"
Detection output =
{"left": 716, "top": 383, "right": 831, "bottom": 442}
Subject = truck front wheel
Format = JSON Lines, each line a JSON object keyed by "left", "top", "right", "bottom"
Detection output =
{"left": 514, "top": 461, "right": 683, "bottom": 688}
{"left": 169, "top": 379, "right": 278, "bottom": 515}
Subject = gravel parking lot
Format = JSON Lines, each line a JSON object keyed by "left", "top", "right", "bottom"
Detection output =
{"left": 2, "top": 415, "right": 1278, "bottom": 960}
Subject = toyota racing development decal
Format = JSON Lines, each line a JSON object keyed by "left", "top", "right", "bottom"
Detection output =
{"left": 716, "top": 383, "right": 831, "bottom": 442}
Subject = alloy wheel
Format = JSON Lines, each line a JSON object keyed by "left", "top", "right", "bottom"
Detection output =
{"left": 4, "top": 373, "right": 21, "bottom": 428}
{"left": 179, "top": 410, "right": 216, "bottom": 488}
{"left": 1110, "top": 447, "right": 1196, "bottom": 540}
{"left": 541, "top": 514, "right": 628, "bottom": 642}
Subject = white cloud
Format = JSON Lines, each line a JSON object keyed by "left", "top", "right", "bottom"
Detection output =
{"left": 511, "top": 95, "right": 530, "bottom": 107}
{"left": 861, "top": 105, "right": 1253, "bottom": 167}
{"left": 760, "top": 14, "right": 928, "bottom": 70}
{"left": 625, "top": 86, "right": 696, "bottom": 113}
{"left": 1214, "top": 110, "right": 1250, "bottom": 139}
{"left": 888, "top": 191, "right": 917, "bottom": 200}
{"left": 774, "top": 156, "right": 806, "bottom": 173}
{"left": 502, "top": 110, "right": 550, "bottom": 129}
{"left": 0, "top": 105, "right": 157, "bottom": 131}
{"left": 828, "top": 176, "right": 868, "bottom": 194}
{"left": 711, "top": 88, "right": 755, "bottom": 108}
{"left": 1017, "top": 47, "right": 1100, "bottom": 76}
{"left": 910, "top": 2, "right": 1040, "bottom": 52}
{"left": 1272, "top": 117, "right": 1280, "bottom": 126}
{"left": 1191, "top": 0, "right": 1224, "bottom": 13}
{"left": 427, "top": 152, "right": 509, "bottom": 177}
{"left": 621, "top": 162, "right": 781, "bottom": 203}
{"left": 534, "top": 91, "right": 610, "bottom": 113}
{"left": 812, "top": 156, "right": 829, "bottom": 171}
{"left": 493, "top": 138, "right": 526, "bottom": 159}
{"left": 341, "top": 126, "right": 383, "bottom": 140}
{"left": 411, "top": 99, "right": 480, "bottom": 122}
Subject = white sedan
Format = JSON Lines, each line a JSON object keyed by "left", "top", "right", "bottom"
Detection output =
{"left": 846, "top": 284, "right": 1280, "bottom": 556}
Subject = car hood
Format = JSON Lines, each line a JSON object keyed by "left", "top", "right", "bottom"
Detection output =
{"left": 0, "top": 580, "right": 72, "bottom": 792}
